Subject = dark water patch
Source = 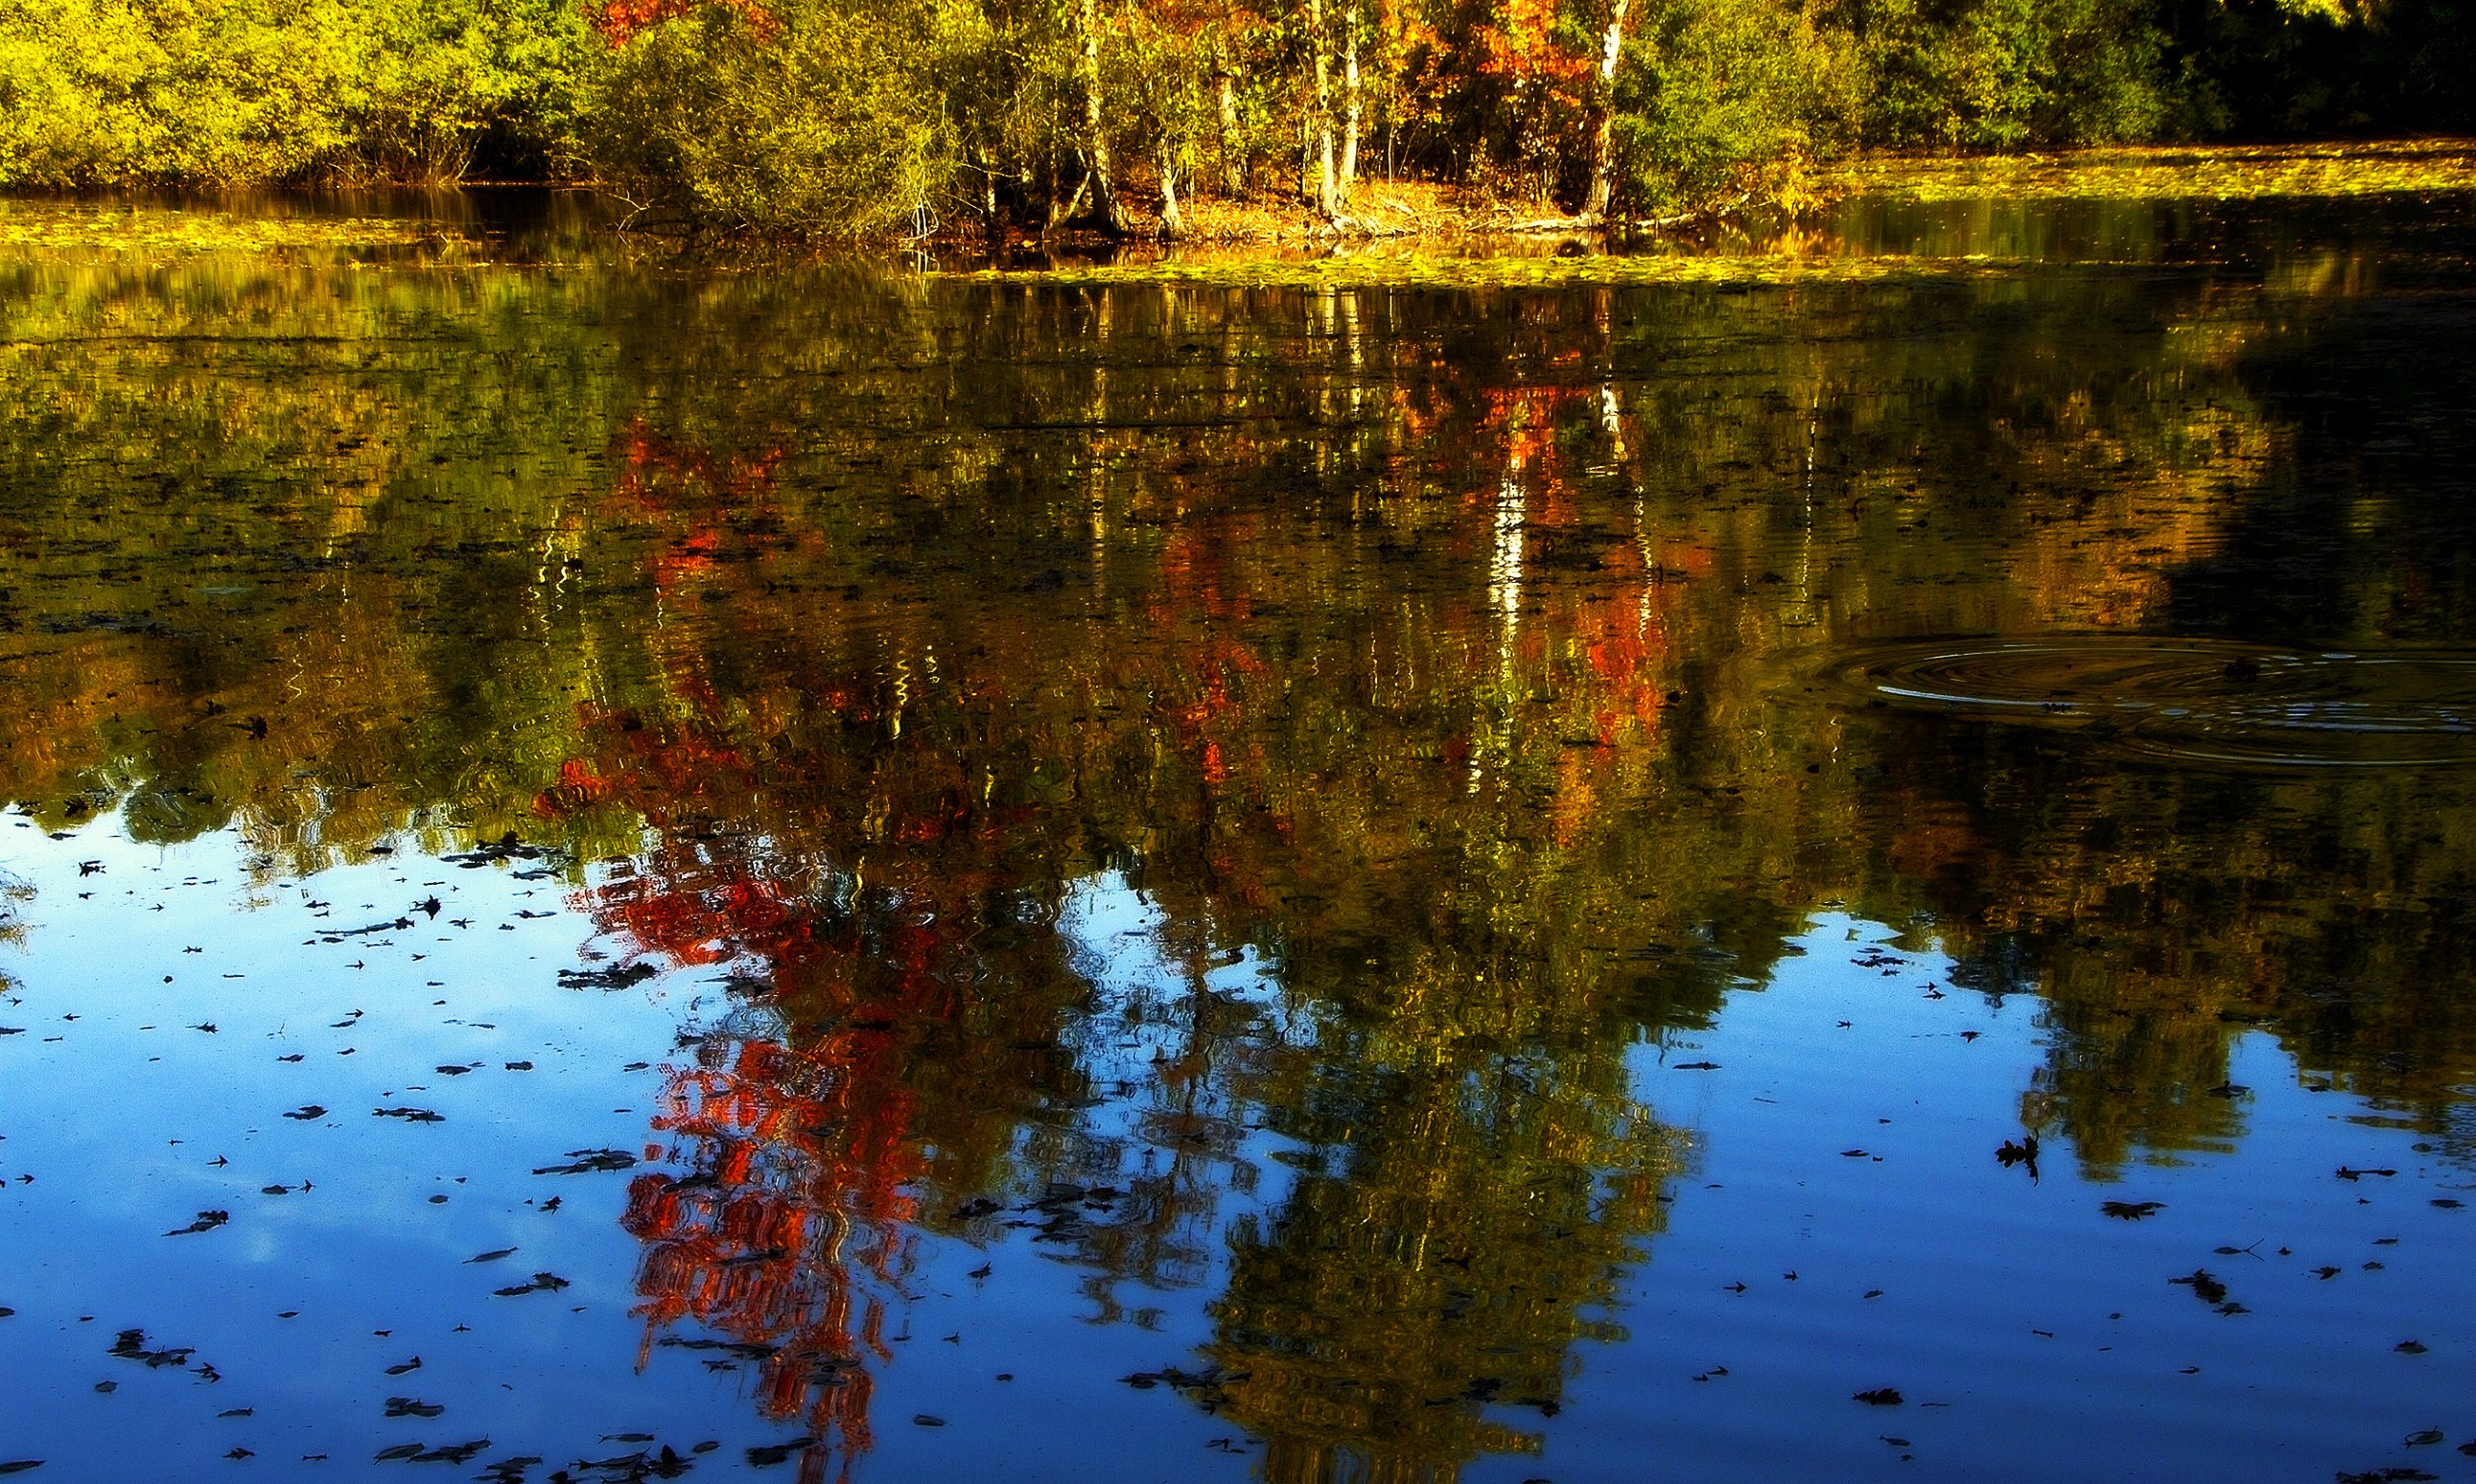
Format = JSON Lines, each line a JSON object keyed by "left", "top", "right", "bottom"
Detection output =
{"left": 1836, "top": 638, "right": 2476, "bottom": 768}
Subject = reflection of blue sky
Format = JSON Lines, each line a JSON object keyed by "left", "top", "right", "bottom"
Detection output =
{"left": 1550, "top": 914, "right": 2476, "bottom": 1484}
{"left": 1049, "top": 871, "right": 1305, "bottom": 1318}
{"left": 1056, "top": 870, "right": 1310, "bottom": 1155}
{"left": 3, "top": 827, "right": 2470, "bottom": 1481}
{"left": 0, "top": 818, "right": 695, "bottom": 1474}
{"left": 0, "top": 832, "right": 1278, "bottom": 1479}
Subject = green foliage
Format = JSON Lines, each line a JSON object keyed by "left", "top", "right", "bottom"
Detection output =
{"left": 1112, "top": 3, "right": 1217, "bottom": 186}
{"left": 0, "top": 0, "right": 360, "bottom": 187}
{"left": 582, "top": 0, "right": 971, "bottom": 235}
{"left": 1611, "top": 0, "right": 1859, "bottom": 213}
{"left": 936, "top": 0, "right": 1078, "bottom": 220}
{"left": 0, "top": 0, "right": 601, "bottom": 188}
{"left": 348, "top": 0, "right": 606, "bottom": 182}
{"left": 1851, "top": 0, "right": 2168, "bottom": 148}
{"left": 2158, "top": 0, "right": 2476, "bottom": 137}
{"left": 0, "top": 0, "right": 2461, "bottom": 229}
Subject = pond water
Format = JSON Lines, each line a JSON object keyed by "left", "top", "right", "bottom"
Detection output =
{"left": 1, "top": 186, "right": 2473, "bottom": 1483}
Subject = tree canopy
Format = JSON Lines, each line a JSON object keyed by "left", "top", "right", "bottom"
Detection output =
{"left": 0, "top": 0, "right": 2466, "bottom": 233}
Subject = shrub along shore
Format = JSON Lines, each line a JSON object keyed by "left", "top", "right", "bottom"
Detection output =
{"left": 1, "top": 0, "right": 2468, "bottom": 241}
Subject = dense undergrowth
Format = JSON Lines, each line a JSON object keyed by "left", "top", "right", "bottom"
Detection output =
{"left": 0, "top": 0, "right": 2468, "bottom": 237}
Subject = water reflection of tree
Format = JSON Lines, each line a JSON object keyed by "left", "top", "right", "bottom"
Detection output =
{"left": 549, "top": 373, "right": 1720, "bottom": 1480}
{"left": 1203, "top": 1054, "right": 1679, "bottom": 1484}
{"left": 563, "top": 694, "right": 1104, "bottom": 1481}
{"left": 1856, "top": 737, "right": 2476, "bottom": 1174}
{"left": 9, "top": 250, "right": 2476, "bottom": 1459}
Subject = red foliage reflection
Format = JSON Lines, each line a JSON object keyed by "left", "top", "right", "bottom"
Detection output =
{"left": 623, "top": 1029, "right": 923, "bottom": 1484}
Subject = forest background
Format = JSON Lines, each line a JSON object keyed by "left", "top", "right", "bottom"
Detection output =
{"left": 0, "top": 0, "right": 2468, "bottom": 238}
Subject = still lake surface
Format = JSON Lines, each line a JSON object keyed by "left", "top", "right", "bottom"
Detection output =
{"left": 1, "top": 183, "right": 2473, "bottom": 1482}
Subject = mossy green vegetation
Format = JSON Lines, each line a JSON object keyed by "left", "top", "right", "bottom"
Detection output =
{"left": 0, "top": 200, "right": 449, "bottom": 253}
{"left": 1831, "top": 137, "right": 2476, "bottom": 202}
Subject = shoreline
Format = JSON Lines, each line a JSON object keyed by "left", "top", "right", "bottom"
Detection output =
{"left": 4, "top": 138, "right": 2472, "bottom": 266}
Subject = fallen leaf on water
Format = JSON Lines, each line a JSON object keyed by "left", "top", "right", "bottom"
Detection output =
{"left": 108, "top": 1335, "right": 197, "bottom": 1365}
{"left": 532, "top": 1148, "right": 635, "bottom": 1175}
{"left": 2102, "top": 1200, "right": 2164, "bottom": 1220}
{"left": 492, "top": 1272, "right": 572, "bottom": 1297}
{"left": 2169, "top": 1270, "right": 2229, "bottom": 1305}
{"left": 409, "top": 1440, "right": 489, "bottom": 1465}
{"left": 1854, "top": 1388, "right": 1904, "bottom": 1405}
{"left": 164, "top": 1210, "right": 230, "bottom": 1237}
